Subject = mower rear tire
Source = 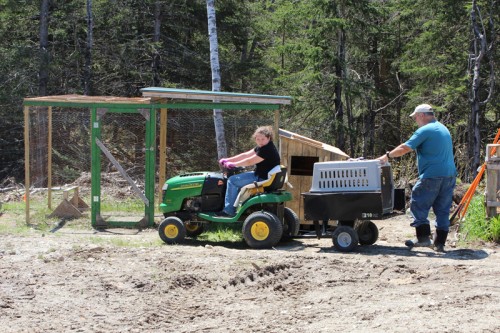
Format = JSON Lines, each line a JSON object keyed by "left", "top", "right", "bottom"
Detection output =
{"left": 281, "top": 207, "right": 300, "bottom": 241}
{"left": 158, "top": 217, "right": 186, "bottom": 244}
{"left": 355, "top": 220, "right": 378, "bottom": 245}
{"left": 243, "top": 211, "right": 283, "bottom": 249}
{"left": 332, "top": 226, "right": 359, "bottom": 252}
{"left": 185, "top": 222, "right": 205, "bottom": 238}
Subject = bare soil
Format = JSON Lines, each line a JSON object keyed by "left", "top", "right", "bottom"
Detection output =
{"left": 1, "top": 213, "right": 499, "bottom": 333}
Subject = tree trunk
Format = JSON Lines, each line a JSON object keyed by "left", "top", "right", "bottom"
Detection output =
{"left": 206, "top": 0, "right": 227, "bottom": 159}
{"left": 152, "top": 0, "right": 162, "bottom": 86}
{"left": 363, "top": 97, "right": 376, "bottom": 158}
{"left": 345, "top": 91, "right": 355, "bottom": 157}
{"left": 467, "top": 0, "right": 495, "bottom": 180}
{"left": 39, "top": 0, "right": 50, "bottom": 97}
{"left": 34, "top": 0, "right": 50, "bottom": 187}
{"left": 333, "top": 27, "right": 345, "bottom": 152}
{"left": 84, "top": 0, "right": 93, "bottom": 95}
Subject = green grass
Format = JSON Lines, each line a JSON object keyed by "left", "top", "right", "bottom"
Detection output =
{"left": 197, "top": 222, "right": 243, "bottom": 243}
{"left": 461, "top": 195, "right": 500, "bottom": 243}
{"left": 100, "top": 196, "right": 145, "bottom": 212}
{"left": 0, "top": 200, "right": 36, "bottom": 234}
{"left": 1, "top": 197, "right": 243, "bottom": 245}
{"left": 0, "top": 222, "right": 32, "bottom": 235}
{"left": 1, "top": 198, "right": 92, "bottom": 232}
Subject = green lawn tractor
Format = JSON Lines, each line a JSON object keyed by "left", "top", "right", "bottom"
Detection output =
{"left": 158, "top": 166, "right": 299, "bottom": 249}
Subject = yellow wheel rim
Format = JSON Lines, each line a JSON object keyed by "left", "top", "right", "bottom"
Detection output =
{"left": 164, "top": 224, "right": 179, "bottom": 239}
{"left": 185, "top": 224, "right": 199, "bottom": 232}
{"left": 250, "top": 221, "right": 270, "bottom": 241}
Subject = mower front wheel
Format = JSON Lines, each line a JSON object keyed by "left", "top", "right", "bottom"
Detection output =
{"left": 158, "top": 217, "right": 186, "bottom": 244}
{"left": 243, "top": 211, "right": 283, "bottom": 249}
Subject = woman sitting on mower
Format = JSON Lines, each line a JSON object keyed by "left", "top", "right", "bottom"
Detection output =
{"left": 217, "top": 126, "right": 280, "bottom": 217}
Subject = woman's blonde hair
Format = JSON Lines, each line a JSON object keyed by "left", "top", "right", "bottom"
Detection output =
{"left": 253, "top": 126, "right": 274, "bottom": 141}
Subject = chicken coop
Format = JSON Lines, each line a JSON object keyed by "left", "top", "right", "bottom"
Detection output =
{"left": 22, "top": 88, "right": 292, "bottom": 228}
{"left": 278, "top": 129, "right": 349, "bottom": 228}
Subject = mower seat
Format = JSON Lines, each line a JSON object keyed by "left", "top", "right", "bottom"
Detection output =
{"left": 233, "top": 165, "right": 287, "bottom": 208}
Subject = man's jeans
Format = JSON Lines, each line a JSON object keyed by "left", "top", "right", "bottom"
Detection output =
{"left": 223, "top": 171, "right": 260, "bottom": 215}
{"left": 410, "top": 177, "right": 456, "bottom": 232}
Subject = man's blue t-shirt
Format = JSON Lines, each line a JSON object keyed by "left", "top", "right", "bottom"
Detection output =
{"left": 405, "top": 120, "right": 456, "bottom": 178}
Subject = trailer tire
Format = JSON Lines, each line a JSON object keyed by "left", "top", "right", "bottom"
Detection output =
{"left": 281, "top": 207, "right": 300, "bottom": 241}
{"left": 332, "top": 226, "right": 358, "bottom": 252}
{"left": 158, "top": 217, "right": 186, "bottom": 244}
{"left": 355, "top": 220, "right": 378, "bottom": 245}
{"left": 243, "top": 211, "right": 283, "bottom": 249}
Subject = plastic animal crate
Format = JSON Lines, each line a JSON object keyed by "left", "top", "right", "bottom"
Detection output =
{"left": 303, "top": 160, "right": 396, "bottom": 220}
{"left": 310, "top": 160, "right": 388, "bottom": 193}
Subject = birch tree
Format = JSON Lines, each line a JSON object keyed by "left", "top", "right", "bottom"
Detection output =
{"left": 206, "top": 0, "right": 227, "bottom": 159}
{"left": 39, "top": 0, "right": 50, "bottom": 96}
{"left": 152, "top": 0, "right": 162, "bottom": 86}
{"left": 83, "top": 0, "right": 93, "bottom": 95}
{"left": 34, "top": 0, "right": 50, "bottom": 186}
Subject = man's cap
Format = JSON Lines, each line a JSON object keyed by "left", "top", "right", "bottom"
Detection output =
{"left": 409, "top": 104, "right": 434, "bottom": 117}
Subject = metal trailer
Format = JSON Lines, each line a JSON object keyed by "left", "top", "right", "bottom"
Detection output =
{"left": 302, "top": 160, "right": 405, "bottom": 252}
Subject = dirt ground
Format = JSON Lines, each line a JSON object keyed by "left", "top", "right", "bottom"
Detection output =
{"left": 1, "top": 213, "right": 499, "bottom": 333}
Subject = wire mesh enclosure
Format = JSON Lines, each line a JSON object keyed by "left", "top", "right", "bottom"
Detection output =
{"left": 24, "top": 104, "right": 276, "bottom": 224}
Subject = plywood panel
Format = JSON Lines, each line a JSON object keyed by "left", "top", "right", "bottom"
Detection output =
{"left": 280, "top": 137, "right": 290, "bottom": 169}
{"left": 284, "top": 139, "right": 304, "bottom": 220}
{"left": 331, "top": 151, "right": 344, "bottom": 161}
{"left": 298, "top": 144, "right": 320, "bottom": 225}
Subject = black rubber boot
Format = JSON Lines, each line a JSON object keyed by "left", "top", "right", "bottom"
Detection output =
{"left": 433, "top": 229, "right": 448, "bottom": 253}
{"left": 405, "top": 224, "right": 432, "bottom": 248}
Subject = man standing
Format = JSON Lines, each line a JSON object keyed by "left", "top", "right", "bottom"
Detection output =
{"left": 378, "top": 104, "right": 456, "bottom": 252}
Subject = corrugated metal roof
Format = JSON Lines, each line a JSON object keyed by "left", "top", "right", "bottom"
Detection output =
{"left": 141, "top": 87, "right": 292, "bottom": 105}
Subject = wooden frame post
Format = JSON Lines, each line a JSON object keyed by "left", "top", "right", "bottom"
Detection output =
{"left": 47, "top": 106, "right": 53, "bottom": 209}
{"left": 90, "top": 107, "right": 103, "bottom": 227}
{"left": 274, "top": 109, "right": 279, "bottom": 150}
{"left": 158, "top": 108, "right": 167, "bottom": 205}
{"left": 486, "top": 144, "right": 500, "bottom": 218}
{"left": 144, "top": 107, "right": 157, "bottom": 227}
{"left": 24, "top": 106, "right": 30, "bottom": 225}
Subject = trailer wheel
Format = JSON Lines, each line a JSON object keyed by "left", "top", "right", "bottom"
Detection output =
{"left": 158, "top": 217, "right": 186, "bottom": 244}
{"left": 185, "top": 222, "right": 205, "bottom": 238}
{"left": 332, "top": 226, "right": 359, "bottom": 252}
{"left": 281, "top": 207, "right": 300, "bottom": 241}
{"left": 243, "top": 211, "right": 283, "bottom": 249}
{"left": 355, "top": 220, "right": 379, "bottom": 245}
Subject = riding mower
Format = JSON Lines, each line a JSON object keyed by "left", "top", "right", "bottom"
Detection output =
{"left": 158, "top": 165, "right": 300, "bottom": 249}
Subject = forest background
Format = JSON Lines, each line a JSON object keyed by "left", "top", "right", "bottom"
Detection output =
{"left": 0, "top": 0, "right": 498, "bottom": 187}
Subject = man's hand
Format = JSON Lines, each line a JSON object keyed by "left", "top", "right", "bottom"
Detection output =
{"left": 377, "top": 154, "right": 389, "bottom": 164}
